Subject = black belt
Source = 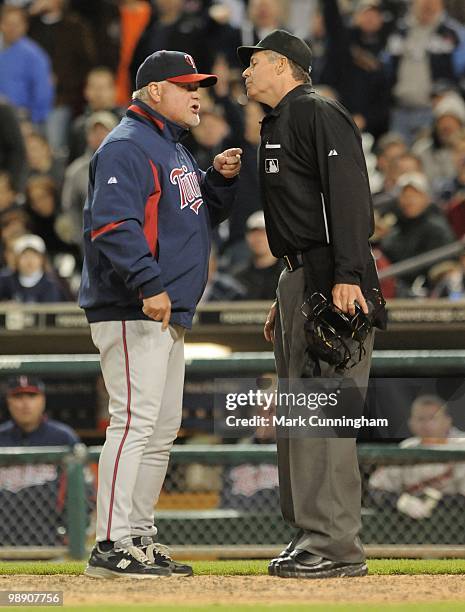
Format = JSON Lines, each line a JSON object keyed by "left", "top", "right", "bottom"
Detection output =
{"left": 283, "top": 253, "right": 303, "bottom": 272}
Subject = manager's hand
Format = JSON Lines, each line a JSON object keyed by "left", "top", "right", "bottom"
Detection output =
{"left": 332, "top": 284, "right": 368, "bottom": 316}
{"left": 142, "top": 291, "right": 171, "bottom": 330}
{"left": 213, "top": 148, "right": 242, "bottom": 179}
{"left": 264, "top": 301, "right": 277, "bottom": 343}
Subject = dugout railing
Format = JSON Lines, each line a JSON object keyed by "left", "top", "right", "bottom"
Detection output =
{"left": 0, "top": 444, "right": 464, "bottom": 560}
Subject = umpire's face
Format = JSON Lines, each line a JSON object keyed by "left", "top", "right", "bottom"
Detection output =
{"left": 242, "top": 50, "right": 279, "bottom": 107}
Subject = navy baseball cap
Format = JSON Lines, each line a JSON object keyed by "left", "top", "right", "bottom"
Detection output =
{"left": 136, "top": 50, "right": 217, "bottom": 89}
{"left": 237, "top": 29, "right": 312, "bottom": 74}
{"left": 7, "top": 375, "right": 45, "bottom": 396}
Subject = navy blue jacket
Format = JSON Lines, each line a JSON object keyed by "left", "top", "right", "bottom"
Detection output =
{"left": 79, "top": 99, "right": 238, "bottom": 328}
{"left": 0, "top": 417, "right": 79, "bottom": 446}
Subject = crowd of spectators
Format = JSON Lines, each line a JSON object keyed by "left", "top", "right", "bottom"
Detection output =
{"left": 1, "top": 0, "right": 465, "bottom": 303}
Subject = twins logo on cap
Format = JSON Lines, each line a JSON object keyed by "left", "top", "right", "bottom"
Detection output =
{"left": 184, "top": 54, "right": 196, "bottom": 69}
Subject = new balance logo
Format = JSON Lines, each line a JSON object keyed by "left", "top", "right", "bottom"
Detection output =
{"left": 328, "top": 149, "right": 338, "bottom": 157}
{"left": 107, "top": 176, "right": 118, "bottom": 184}
{"left": 116, "top": 559, "right": 132, "bottom": 569}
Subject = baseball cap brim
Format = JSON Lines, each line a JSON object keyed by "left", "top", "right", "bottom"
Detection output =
{"left": 8, "top": 385, "right": 43, "bottom": 395}
{"left": 167, "top": 73, "right": 218, "bottom": 87}
{"left": 237, "top": 46, "right": 266, "bottom": 68}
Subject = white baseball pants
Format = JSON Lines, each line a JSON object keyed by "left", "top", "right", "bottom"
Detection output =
{"left": 90, "top": 320, "right": 185, "bottom": 543}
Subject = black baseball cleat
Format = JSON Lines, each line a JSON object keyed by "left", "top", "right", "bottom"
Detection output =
{"left": 133, "top": 536, "right": 194, "bottom": 577}
{"left": 84, "top": 538, "right": 172, "bottom": 579}
{"left": 268, "top": 529, "right": 304, "bottom": 576}
{"left": 277, "top": 550, "right": 368, "bottom": 579}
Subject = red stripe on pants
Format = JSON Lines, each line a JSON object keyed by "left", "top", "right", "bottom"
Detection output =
{"left": 106, "top": 320, "right": 132, "bottom": 541}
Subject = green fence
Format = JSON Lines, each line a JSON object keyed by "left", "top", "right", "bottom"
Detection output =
{"left": 1, "top": 444, "right": 464, "bottom": 559}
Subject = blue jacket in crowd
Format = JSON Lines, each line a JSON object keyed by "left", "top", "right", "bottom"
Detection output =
{"left": 0, "top": 36, "right": 54, "bottom": 124}
{"left": 79, "top": 99, "right": 238, "bottom": 328}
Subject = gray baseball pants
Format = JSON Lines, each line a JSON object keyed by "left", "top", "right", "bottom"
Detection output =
{"left": 274, "top": 267, "right": 374, "bottom": 563}
{"left": 90, "top": 320, "right": 185, "bottom": 543}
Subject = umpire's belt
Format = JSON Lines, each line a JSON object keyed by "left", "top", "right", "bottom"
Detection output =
{"left": 283, "top": 253, "right": 303, "bottom": 272}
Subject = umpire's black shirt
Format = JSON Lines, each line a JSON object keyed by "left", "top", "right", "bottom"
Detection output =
{"left": 259, "top": 84, "right": 375, "bottom": 288}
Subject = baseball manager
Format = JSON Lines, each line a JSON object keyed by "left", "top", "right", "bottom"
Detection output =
{"left": 79, "top": 50, "right": 241, "bottom": 579}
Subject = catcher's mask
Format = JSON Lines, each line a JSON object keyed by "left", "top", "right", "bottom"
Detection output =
{"left": 301, "top": 290, "right": 385, "bottom": 371}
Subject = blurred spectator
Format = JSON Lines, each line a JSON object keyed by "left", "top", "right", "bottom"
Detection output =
{"left": 130, "top": 0, "right": 208, "bottom": 84}
{"left": 241, "top": 0, "right": 284, "bottom": 47}
{"left": 68, "top": 67, "right": 123, "bottom": 163}
{"left": 223, "top": 100, "right": 263, "bottom": 268}
{"left": 0, "top": 233, "right": 68, "bottom": 302}
{"left": 221, "top": 373, "right": 279, "bottom": 511}
{"left": 115, "top": 0, "right": 151, "bottom": 105}
{"left": 190, "top": 105, "right": 231, "bottom": 170}
{"left": 201, "top": 245, "right": 245, "bottom": 302}
{"left": 234, "top": 211, "right": 284, "bottom": 300}
{"left": 320, "top": 0, "right": 390, "bottom": 139}
{"left": 380, "top": 172, "right": 455, "bottom": 293}
{"left": 69, "top": 0, "right": 121, "bottom": 71}
{"left": 385, "top": 0, "right": 465, "bottom": 144}
{"left": 203, "top": 5, "right": 242, "bottom": 71}
{"left": 0, "top": 375, "right": 79, "bottom": 545}
{"left": 0, "top": 6, "right": 53, "bottom": 126}
{"left": 369, "top": 394, "right": 465, "bottom": 520}
{"left": 25, "top": 131, "right": 65, "bottom": 188}
{"left": 443, "top": 136, "right": 465, "bottom": 234}
{"left": 374, "top": 152, "right": 425, "bottom": 214}
{"left": 25, "top": 176, "right": 75, "bottom": 258}
{"left": 29, "top": 0, "right": 97, "bottom": 154}
{"left": 0, "top": 99, "right": 27, "bottom": 193}
{"left": 61, "top": 111, "right": 118, "bottom": 245}
{"left": 412, "top": 93, "right": 465, "bottom": 190}
{"left": 428, "top": 257, "right": 465, "bottom": 297}
{"left": 0, "top": 206, "right": 29, "bottom": 265}
{"left": 0, "top": 171, "right": 19, "bottom": 213}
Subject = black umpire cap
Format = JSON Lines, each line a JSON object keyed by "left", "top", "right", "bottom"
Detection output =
{"left": 7, "top": 375, "right": 45, "bottom": 396}
{"left": 136, "top": 50, "right": 217, "bottom": 89}
{"left": 237, "top": 29, "right": 312, "bottom": 74}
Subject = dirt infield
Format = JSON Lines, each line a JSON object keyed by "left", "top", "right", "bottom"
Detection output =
{"left": 3, "top": 574, "right": 465, "bottom": 606}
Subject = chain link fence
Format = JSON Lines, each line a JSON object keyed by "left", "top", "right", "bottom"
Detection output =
{"left": 0, "top": 445, "right": 464, "bottom": 558}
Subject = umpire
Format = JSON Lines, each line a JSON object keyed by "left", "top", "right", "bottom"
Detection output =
{"left": 238, "top": 30, "right": 386, "bottom": 579}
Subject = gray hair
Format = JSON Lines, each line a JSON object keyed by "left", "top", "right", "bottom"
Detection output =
{"left": 132, "top": 86, "right": 150, "bottom": 102}
{"left": 264, "top": 50, "right": 311, "bottom": 84}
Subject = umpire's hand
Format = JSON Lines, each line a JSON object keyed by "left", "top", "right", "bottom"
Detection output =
{"left": 332, "top": 283, "right": 368, "bottom": 316}
{"left": 213, "top": 148, "right": 242, "bottom": 179}
{"left": 142, "top": 291, "right": 171, "bottom": 330}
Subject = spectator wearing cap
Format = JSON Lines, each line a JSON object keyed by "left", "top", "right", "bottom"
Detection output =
{"left": 385, "top": 0, "right": 465, "bottom": 145}
{"left": 0, "top": 6, "right": 54, "bottom": 126}
{"left": 0, "top": 375, "right": 81, "bottom": 546}
{"left": 68, "top": 68, "right": 124, "bottom": 163}
{"left": 61, "top": 111, "right": 118, "bottom": 246}
{"left": 380, "top": 172, "right": 455, "bottom": 292}
{"left": 0, "top": 234, "right": 68, "bottom": 303}
{"left": 0, "top": 375, "right": 78, "bottom": 446}
{"left": 412, "top": 93, "right": 465, "bottom": 190}
{"left": 233, "top": 211, "right": 284, "bottom": 300}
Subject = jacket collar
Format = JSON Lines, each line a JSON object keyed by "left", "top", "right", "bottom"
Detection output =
{"left": 267, "top": 84, "right": 314, "bottom": 118}
{"left": 126, "top": 99, "right": 188, "bottom": 142}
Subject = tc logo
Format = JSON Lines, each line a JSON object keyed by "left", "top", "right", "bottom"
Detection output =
{"left": 170, "top": 166, "right": 204, "bottom": 214}
{"left": 265, "top": 159, "right": 279, "bottom": 173}
{"left": 184, "top": 54, "right": 196, "bottom": 69}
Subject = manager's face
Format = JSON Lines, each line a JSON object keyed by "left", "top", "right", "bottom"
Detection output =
{"left": 242, "top": 50, "right": 277, "bottom": 105}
